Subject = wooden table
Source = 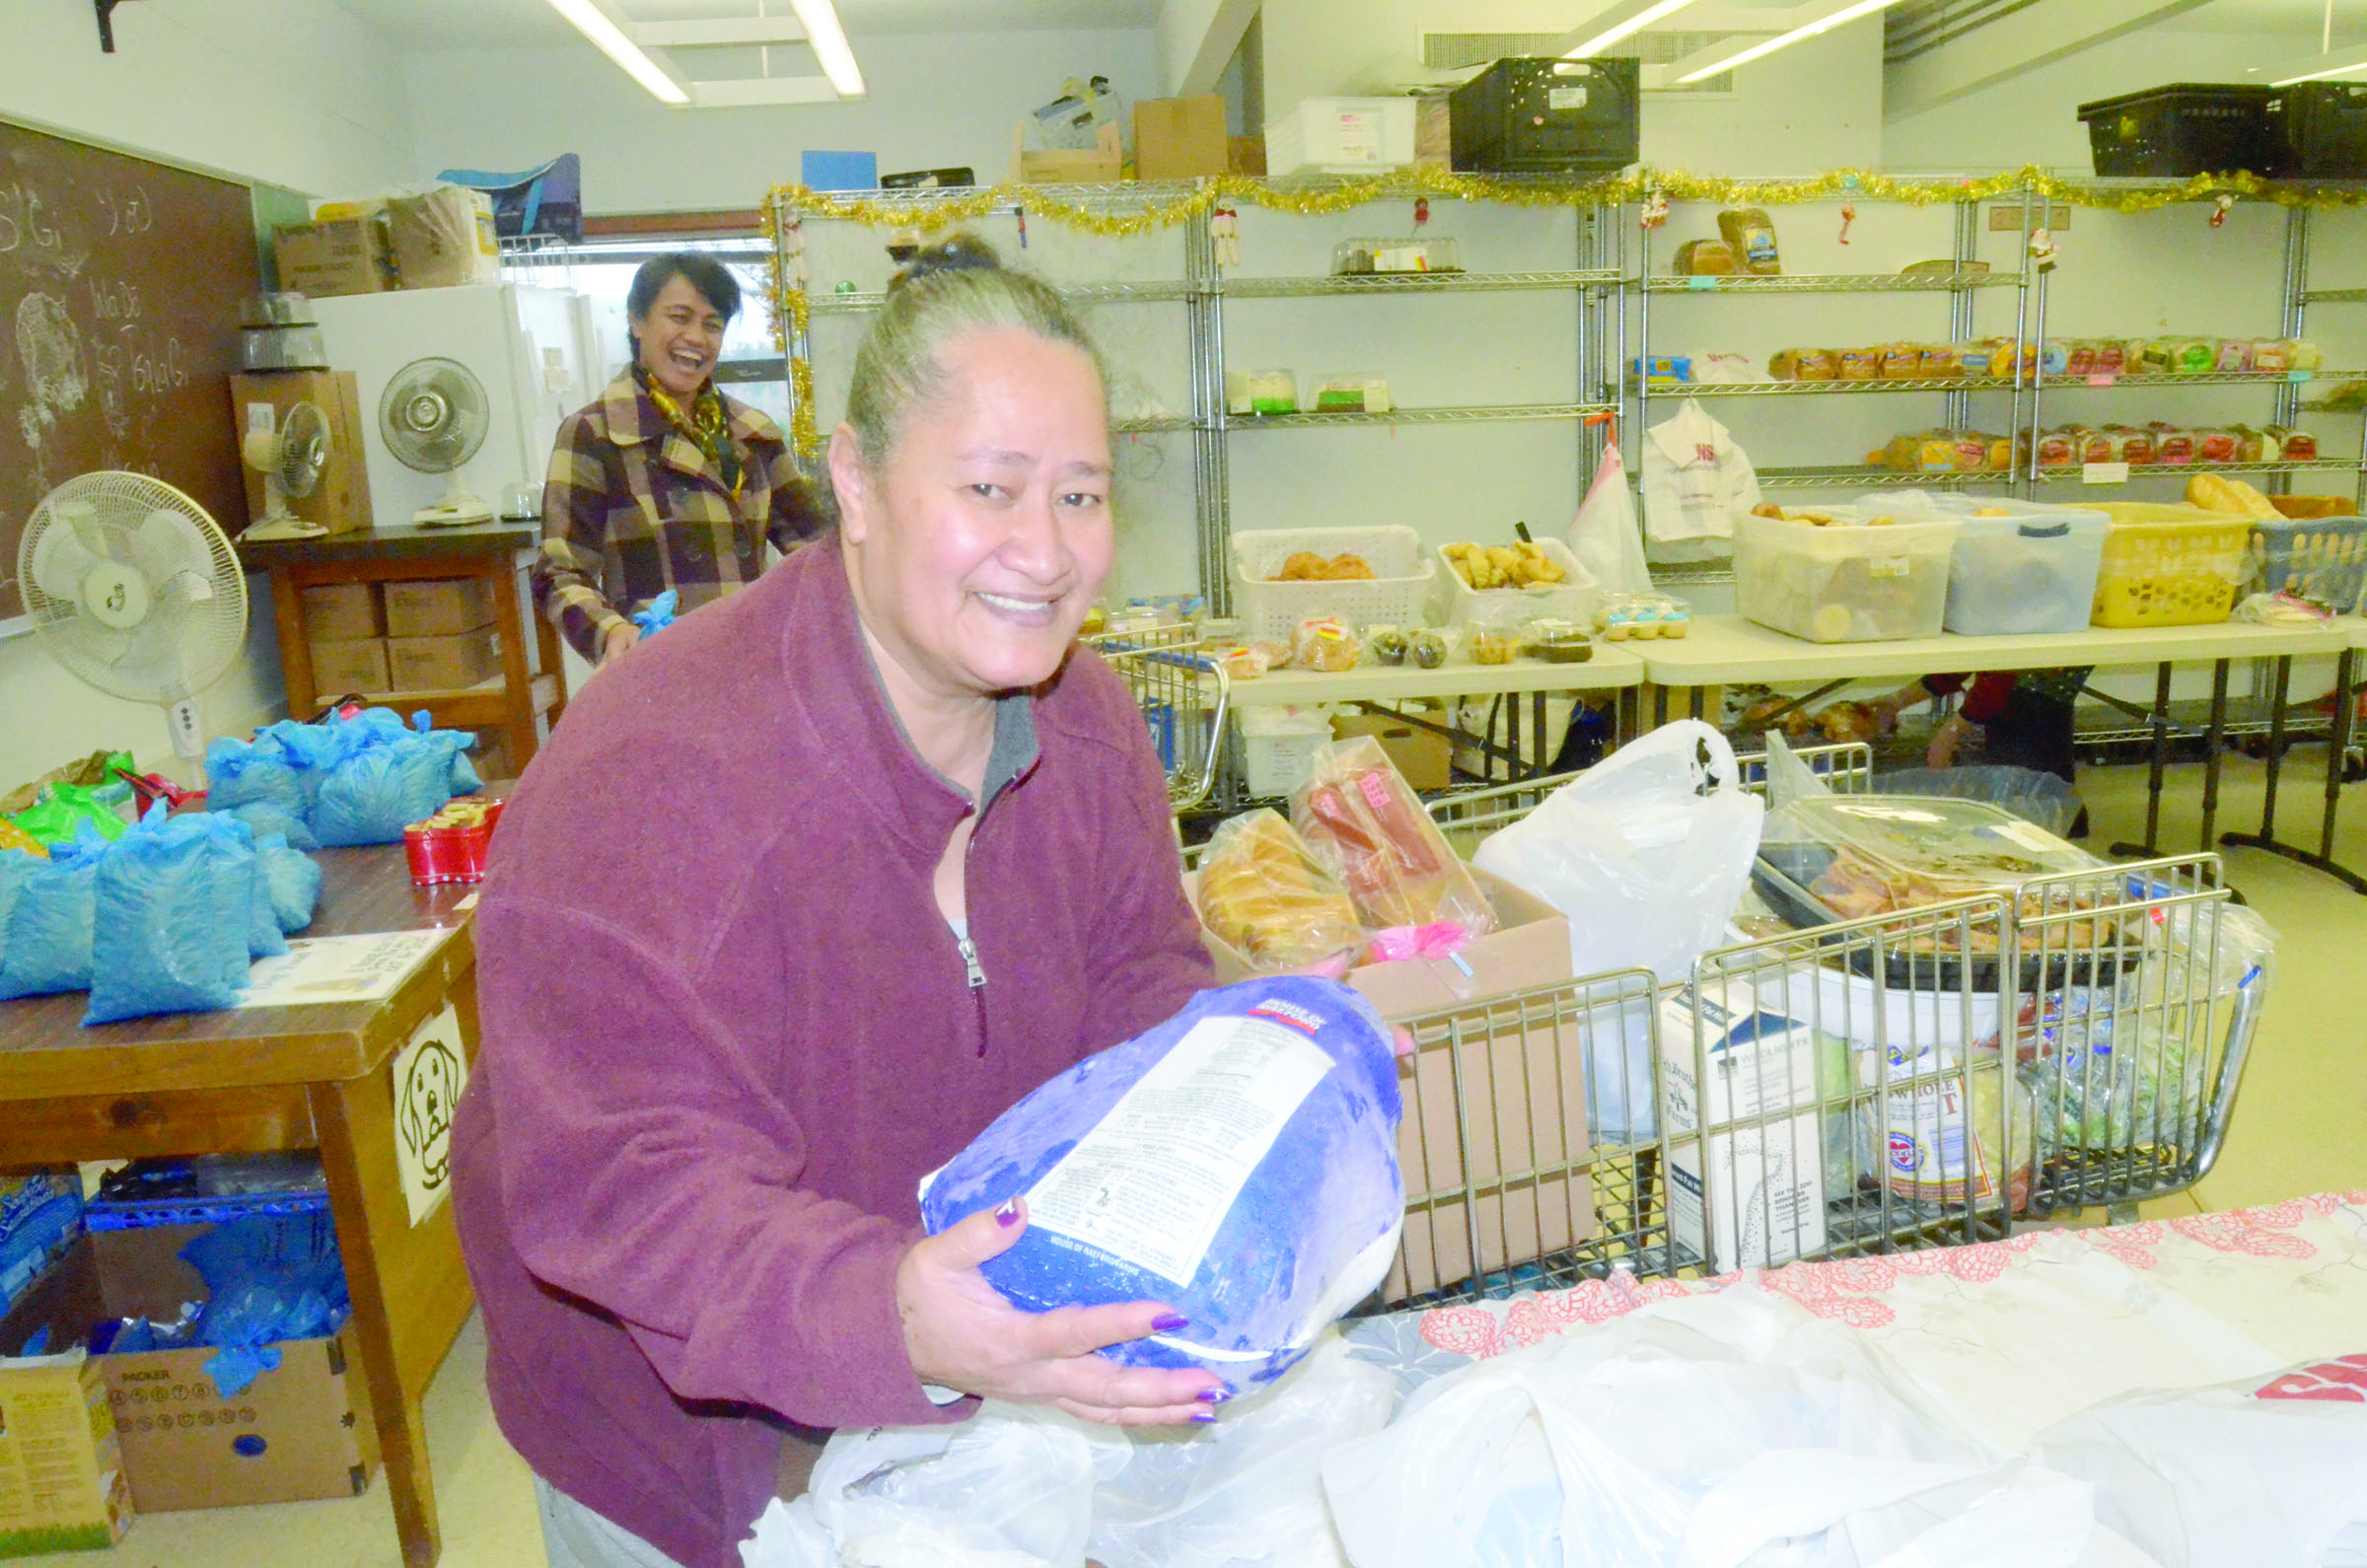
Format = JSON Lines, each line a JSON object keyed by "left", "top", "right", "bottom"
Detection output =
{"left": 238, "top": 520, "right": 565, "bottom": 772}
{"left": 0, "top": 846, "right": 481, "bottom": 1566}
{"left": 1639, "top": 614, "right": 2350, "bottom": 864}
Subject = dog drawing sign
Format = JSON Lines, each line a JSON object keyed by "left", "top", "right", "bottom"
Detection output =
{"left": 394, "top": 1003, "right": 468, "bottom": 1226}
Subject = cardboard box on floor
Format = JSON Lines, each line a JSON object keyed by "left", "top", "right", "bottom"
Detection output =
{"left": 388, "top": 625, "right": 502, "bottom": 691}
{"left": 309, "top": 636, "right": 393, "bottom": 697}
{"left": 1186, "top": 865, "right": 1589, "bottom": 1299}
{"left": 299, "top": 582, "right": 383, "bottom": 641}
{"left": 0, "top": 1249, "right": 132, "bottom": 1558}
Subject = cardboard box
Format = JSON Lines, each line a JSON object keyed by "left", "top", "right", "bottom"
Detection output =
{"left": 299, "top": 583, "right": 383, "bottom": 641}
{"left": 1228, "top": 135, "right": 1267, "bottom": 176}
{"left": 387, "top": 186, "right": 500, "bottom": 290}
{"left": 231, "top": 370, "right": 376, "bottom": 536}
{"left": 1012, "top": 120, "right": 1123, "bottom": 183}
{"left": 1660, "top": 981, "right": 1827, "bottom": 1270}
{"left": 388, "top": 626, "right": 502, "bottom": 691}
{"left": 1333, "top": 710, "right": 1452, "bottom": 792}
{"left": 0, "top": 1247, "right": 131, "bottom": 1557}
{"left": 308, "top": 637, "right": 392, "bottom": 696}
{"left": 383, "top": 578, "right": 497, "bottom": 639}
{"left": 1134, "top": 96, "right": 1228, "bottom": 179}
{"left": 271, "top": 215, "right": 392, "bottom": 298}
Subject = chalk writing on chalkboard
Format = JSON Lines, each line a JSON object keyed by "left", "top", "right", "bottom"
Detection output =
{"left": 0, "top": 120, "right": 259, "bottom": 629}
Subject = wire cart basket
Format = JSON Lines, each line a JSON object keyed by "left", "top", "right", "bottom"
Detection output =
{"left": 1086, "top": 622, "right": 1230, "bottom": 813}
{"left": 1373, "top": 748, "right": 2268, "bottom": 1311}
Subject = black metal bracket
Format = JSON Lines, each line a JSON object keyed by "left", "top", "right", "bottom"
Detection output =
{"left": 95, "top": 0, "right": 138, "bottom": 52}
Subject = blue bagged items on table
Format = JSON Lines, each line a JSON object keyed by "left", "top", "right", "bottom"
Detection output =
{"left": 0, "top": 832, "right": 103, "bottom": 999}
{"left": 312, "top": 711, "right": 477, "bottom": 846}
{"left": 222, "top": 799, "right": 318, "bottom": 852}
{"left": 256, "top": 835, "right": 323, "bottom": 934}
{"left": 83, "top": 808, "right": 257, "bottom": 1026}
{"left": 202, "top": 730, "right": 311, "bottom": 817}
{"left": 919, "top": 976, "right": 1404, "bottom": 1388}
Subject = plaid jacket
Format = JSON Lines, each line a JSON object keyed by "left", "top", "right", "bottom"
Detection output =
{"left": 535, "top": 375, "right": 825, "bottom": 661}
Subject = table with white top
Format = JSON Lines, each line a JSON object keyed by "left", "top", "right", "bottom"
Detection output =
{"left": 1639, "top": 614, "right": 2351, "bottom": 866}
{"left": 2217, "top": 617, "right": 2367, "bottom": 893}
{"left": 1225, "top": 646, "right": 1650, "bottom": 782}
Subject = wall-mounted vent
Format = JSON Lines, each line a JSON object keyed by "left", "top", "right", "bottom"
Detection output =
{"left": 1419, "top": 31, "right": 1733, "bottom": 93}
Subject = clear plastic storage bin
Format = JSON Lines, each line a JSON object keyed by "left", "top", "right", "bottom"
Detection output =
{"left": 1330, "top": 237, "right": 1460, "bottom": 274}
{"left": 2087, "top": 504, "right": 2249, "bottom": 628}
{"left": 2247, "top": 514, "right": 2367, "bottom": 610}
{"left": 1734, "top": 511, "right": 1960, "bottom": 643}
{"left": 1935, "top": 500, "right": 2110, "bottom": 636}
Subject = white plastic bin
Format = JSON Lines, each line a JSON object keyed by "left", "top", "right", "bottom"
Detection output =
{"left": 1734, "top": 511, "right": 1960, "bottom": 643}
{"left": 1235, "top": 704, "right": 1333, "bottom": 799}
{"left": 1933, "top": 500, "right": 2110, "bottom": 636}
{"left": 1432, "top": 537, "right": 1600, "bottom": 630}
{"left": 1230, "top": 526, "right": 1435, "bottom": 643}
{"left": 1264, "top": 98, "right": 1417, "bottom": 180}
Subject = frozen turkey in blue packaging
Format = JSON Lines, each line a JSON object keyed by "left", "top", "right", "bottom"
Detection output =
{"left": 918, "top": 976, "right": 1404, "bottom": 1387}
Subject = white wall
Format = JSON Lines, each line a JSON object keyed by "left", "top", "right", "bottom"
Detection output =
{"left": 402, "top": 28, "right": 1163, "bottom": 214}
{"left": 1, "top": 0, "right": 412, "bottom": 782}
{"left": 1886, "top": 33, "right": 2315, "bottom": 173}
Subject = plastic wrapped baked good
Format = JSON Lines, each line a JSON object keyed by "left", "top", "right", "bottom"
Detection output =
{"left": 1217, "top": 644, "right": 1273, "bottom": 681}
{"left": 1837, "top": 347, "right": 1882, "bottom": 382}
{"left": 1768, "top": 348, "right": 1838, "bottom": 382}
{"left": 1881, "top": 342, "right": 1924, "bottom": 379}
{"left": 1367, "top": 626, "right": 1408, "bottom": 666}
{"left": 1293, "top": 737, "right": 1496, "bottom": 936}
{"left": 1407, "top": 629, "right": 1449, "bottom": 669}
{"left": 1195, "top": 809, "right": 1371, "bottom": 970}
{"left": 1673, "top": 239, "right": 1735, "bottom": 275}
{"left": 1292, "top": 617, "right": 1363, "bottom": 673}
{"left": 1716, "top": 207, "right": 1780, "bottom": 274}
{"left": 1469, "top": 629, "right": 1517, "bottom": 665}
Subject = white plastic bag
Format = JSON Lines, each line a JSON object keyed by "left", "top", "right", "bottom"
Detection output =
{"left": 1320, "top": 1286, "right": 2106, "bottom": 1568}
{"left": 1473, "top": 721, "right": 1763, "bottom": 987}
{"left": 1565, "top": 446, "right": 1654, "bottom": 599}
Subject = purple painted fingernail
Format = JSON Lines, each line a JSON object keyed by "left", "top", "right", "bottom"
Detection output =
{"left": 1196, "top": 1387, "right": 1229, "bottom": 1404}
{"left": 1191, "top": 1412, "right": 1217, "bottom": 1424}
{"left": 1151, "top": 1313, "right": 1189, "bottom": 1332}
{"left": 994, "top": 1200, "right": 1020, "bottom": 1227}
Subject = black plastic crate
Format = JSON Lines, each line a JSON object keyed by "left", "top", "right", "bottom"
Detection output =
{"left": 1451, "top": 56, "right": 1639, "bottom": 174}
{"left": 2265, "top": 81, "right": 2367, "bottom": 178}
{"left": 2077, "top": 84, "right": 2279, "bottom": 177}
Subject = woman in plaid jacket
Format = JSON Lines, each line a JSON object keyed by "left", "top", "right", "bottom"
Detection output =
{"left": 535, "top": 251, "right": 825, "bottom": 667}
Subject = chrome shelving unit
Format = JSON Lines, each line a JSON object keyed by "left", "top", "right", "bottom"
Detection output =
{"left": 2031, "top": 457, "right": 2364, "bottom": 483}
{"left": 1757, "top": 465, "right": 2009, "bottom": 490}
{"left": 1636, "top": 376, "right": 2017, "bottom": 397}
{"left": 1225, "top": 400, "right": 1616, "bottom": 429}
{"left": 808, "top": 278, "right": 1203, "bottom": 313}
{"left": 1639, "top": 270, "right": 2017, "bottom": 295}
{"left": 1224, "top": 267, "right": 1621, "bottom": 297}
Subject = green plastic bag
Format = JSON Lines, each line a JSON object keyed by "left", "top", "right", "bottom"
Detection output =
{"left": 10, "top": 783, "right": 129, "bottom": 849}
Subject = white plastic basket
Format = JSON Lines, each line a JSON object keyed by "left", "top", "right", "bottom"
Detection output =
{"left": 1230, "top": 526, "right": 1436, "bottom": 643}
{"left": 1235, "top": 705, "right": 1333, "bottom": 798}
{"left": 1432, "top": 537, "right": 1600, "bottom": 629}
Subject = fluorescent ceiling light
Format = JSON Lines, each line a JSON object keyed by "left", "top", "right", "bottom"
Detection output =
{"left": 2272, "top": 44, "right": 2367, "bottom": 86}
{"left": 1675, "top": 0, "right": 1904, "bottom": 85}
{"left": 788, "top": 0, "right": 865, "bottom": 97}
{"left": 544, "top": 0, "right": 687, "bottom": 104}
{"left": 1564, "top": 0, "right": 1704, "bottom": 59}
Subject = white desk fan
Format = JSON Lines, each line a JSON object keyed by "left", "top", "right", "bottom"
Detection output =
{"left": 238, "top": 398, "right": 332, "bottom": 542}
{"left": 18, "top": 471, "right": 250, "bottom": 783}
{"left": 381, "top": 355, "right": 494, "bottom": 527}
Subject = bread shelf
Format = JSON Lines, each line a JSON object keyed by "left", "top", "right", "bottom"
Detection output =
{"left": 812, "top": 278, "right": 1201, "bottom": 313}
{"left": 1641, "top": 272, "right": 2014, "bottom": 294}
{"left": 2031, "top": 459, "right": 2364, "bottom": 482}
{"left": 1226, "top": 401, "right": 1616, "bottom": 429}
{"left": 2037, "top": 370, "right": 2366, "bottom": 390}
{"left": 1637, "top": 377, "right": 2017, "bottom": 397}
{"left": 1757, "top": 466, "right": 2011, "bottom": 490}
{"left": 1225, "top": 268, "right": 1622, "bottom": 297}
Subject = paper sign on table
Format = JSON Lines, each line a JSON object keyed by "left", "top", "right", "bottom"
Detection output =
{"left": 237, "top": 929, "right": 449, "bottom": 1008}
{"left": 393, "top": 1002, "right": 468, "bottom": 1226}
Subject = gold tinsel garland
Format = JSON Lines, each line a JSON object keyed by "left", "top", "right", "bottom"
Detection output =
{"left": 763, "top": 164, "right": 2367, "bottom": 460}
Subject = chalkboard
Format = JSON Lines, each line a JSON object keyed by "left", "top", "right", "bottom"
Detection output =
{"left": 0, "top": 118, "right": 262, "bottom": 627}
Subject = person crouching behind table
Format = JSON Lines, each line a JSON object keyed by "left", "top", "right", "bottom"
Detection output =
{"left": 534, "top": 250, "right": 825, "bottom": 670}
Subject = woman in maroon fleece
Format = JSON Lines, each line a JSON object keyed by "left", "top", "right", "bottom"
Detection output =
{"left": 452, "top": 236, "right": 1224, "bottom": 1568}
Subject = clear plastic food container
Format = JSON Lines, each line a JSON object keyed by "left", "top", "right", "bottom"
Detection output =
{"left": 1330, "top": 236, "right": 1460, "bottom": 275}
{"left": 1312, "top": 373, "right": 1391, "bottom": 413}
{"left": 1733, "top": 511, "right": 1960, "bottom": 643}
{"left": 1929, "top": 499, "right": 2110, "bottom": 636}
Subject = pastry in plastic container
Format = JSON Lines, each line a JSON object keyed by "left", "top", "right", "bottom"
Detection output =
{"left": 1292, "top": 737, "right": 1496, "bottom": 937}
{"left": 1195, "top": 810, "right": 1371, "bottom": 970}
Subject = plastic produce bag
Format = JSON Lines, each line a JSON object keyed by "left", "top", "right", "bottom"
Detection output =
{"left": 1872, "top": 765, "right": 2082, "bottom": 838}
{"left": 0, "top": 836, "right": 102, "bottom": 999}
{"left": 9, "top": 783, "right": 128, "bottom": 849}
{"left": 202, "top": 732, "right": 312, "bottom": 817}
{"left": 83, "top": 810, "right": 256, "bottom": 1026}
{"left": 1321, "top": 1285, "right": 2106, "bottom": 1568}
{"left": 1194, "top": 810, "right": 1371, "bottom": 971}
{"left": 256, "top": 837, "right": 323, "bottom": 935}
{"left": 1564, "top": 446, "right": 1654, "bottom": 598}
{"left": 631, "top": 587, "right": 680, "bottom": 636}
{"left": 179, "top": 1208, "right": 348, "bottom": 1397}
{"left": 2032, "top": 1355, "right": 2367, "bottom": 1567}
{"left": 312, "top": 714, "right": 474, "bottom": 846}
{"left": 1293, "top": 738, "right": 1495, "bottom": 938}
{"left": 222, "top": 800, "right": 319, "bottom": 852}
{"left": 1472, "top": 721, "right": 1762, "bottom": 985}
{"left": 919, "top": 976, "right": 1403, "bottom": 1387}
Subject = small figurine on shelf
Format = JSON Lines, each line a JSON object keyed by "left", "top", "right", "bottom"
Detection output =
{"left": 1640, "top": 188, "right": 1669, "bottom": 230}
{"left": 1838, "top": 200, "right": 1856, "bottom": 246}
{"left": 1211, "top": 204, "right": 1240, "bottom": 268}
{"left": 2029, "top": 227, "right": 2057, "bottom": 275}
{"left": 781, "top": 215, "right": 812, "bottom": 291}
{"left": 2210, "top": 193, "right": 2236, "bottom": 231}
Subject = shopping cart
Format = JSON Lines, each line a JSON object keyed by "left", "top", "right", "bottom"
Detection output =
{"left": 1382, "top": 752, "right": 2266, "bottom": 1308}
{"left": 1084, "top": 623, "right": 1230, "bottom": 813}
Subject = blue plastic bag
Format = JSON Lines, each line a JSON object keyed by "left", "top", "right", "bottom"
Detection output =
{"left": 919, "top": 976, "right": 1404, "bottom": 1388}
{"left": 210, "top": 817, "right": 287, "bottom": 962}
{"left": 179, "top": 1208, "right": 348, "bottom": 1397}
{"left": 0, "top": 838, "right": 101, "bottom": 999}
{"left": 223, "top": 800, "right": 318, "bottom": 852}
{"left": 311, "top": 712, "right": 474, "bottom": 846}
{"left": 631, "top": 588, "right": 679, "bottom": 637}
{"left": 255, "top": 837, "right": 322, "bottom": 935}
{"left": 83, "top": 813, "right": 253, "bottom": 1025}
{"left": 202, "top": 733, "right": 309, "bottom": 817}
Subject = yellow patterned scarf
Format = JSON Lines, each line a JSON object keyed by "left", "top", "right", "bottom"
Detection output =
{"left": 637, "top": 366, "right": 743, "bottom": 496}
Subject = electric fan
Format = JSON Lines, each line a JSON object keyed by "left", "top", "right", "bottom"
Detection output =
{"left": 18, "top": 471, "right": 251, "bottom": 780}
{"left": 238, "top": 399, "right": 332, "bottom": 541}
{"left": 380, "top": 356, "right": 494, "bottom": 527}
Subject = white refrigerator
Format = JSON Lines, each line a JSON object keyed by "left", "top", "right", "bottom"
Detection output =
{"left": 312, "top": 282, "right": 600, "bottom": 529}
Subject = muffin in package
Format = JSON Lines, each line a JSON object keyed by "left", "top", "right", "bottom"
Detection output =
{"left": 1291, "top": 736, "right": 1496, "bottom": 937}
{"left": 1196, "top": 810, "right": 1371, "bottom": 970}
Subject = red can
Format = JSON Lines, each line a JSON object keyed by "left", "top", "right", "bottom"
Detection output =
{"left": 404, "top": 798, "right": 505, "bottom": 886}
